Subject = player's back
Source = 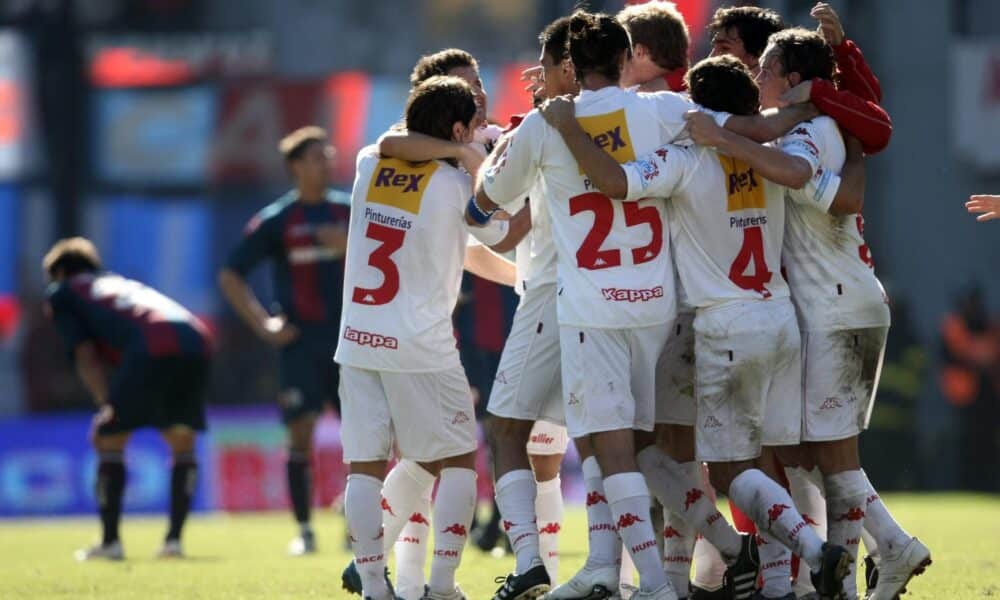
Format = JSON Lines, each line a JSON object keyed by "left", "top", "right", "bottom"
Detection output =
{"left": 336, "top": 145, "right": 471, "bottom": 372}
{"left": 47, "top": 272, "right": 210, "bottom": 360}
{"left": 781, "top": 116, "right": 889, "bottom": 330}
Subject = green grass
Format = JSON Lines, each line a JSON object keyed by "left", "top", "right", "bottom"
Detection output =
{"left": 1, "top": 493, "right": 997, "bottom": 599}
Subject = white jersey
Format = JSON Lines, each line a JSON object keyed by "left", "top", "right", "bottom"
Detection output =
{"left": 624, "top": 143, "right": 790, "bottom": 307}
{"left": 481, "top": 86, "right": 695, "bottom": 328}
{"left": 336, "top": 145, "right": 507, "bottom": 372}
{"left": 510, "top": 179, "right": 557, "bottom": 293}
{"left": 780, "top": 117, "right": 891, "bottom": 331}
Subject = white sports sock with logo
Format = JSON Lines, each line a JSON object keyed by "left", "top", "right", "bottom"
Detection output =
{"left": 345, "top": 474, "right": 389, "bottom": 599}
{"left": 428, "top": 467, "right": 476, "bottom": 595}
{"left": 394, "top": 486, "right": 432, "bottom": 599}
{"left": 604, "top": 472, "right": 669, "bottom": 593}
{"left": 758, "top": 530, "right": 794, "bottom": 597}
{"left": 826, "top": 469, "right": 869, "bottom": 597}
{"left": 381, "top": 460, "right": 436, "bottom": 554}
{"left": 535, "top": 475, "right": 564, "bottom": 584}
{"left": 581, "top": 456, "right": 622, "bottom": 569}
{"left": 728, "top": 468, "right": 825, "bottom": 570}
{"left": 661, "top": 506, "right": 696, "bottom": 595}
{"left": 785, "top": 466, "right": 826, "bottom": 596}
{"left": 860, "top": 469, "right": 911, "bottom": 558}
{"left": 495, "top": 469, "right": 542, "bottom": 574}
{"left": 636, "top": 446, "right": 742, "bottom": 561}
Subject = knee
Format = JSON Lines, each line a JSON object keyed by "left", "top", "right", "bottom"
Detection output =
{"left": 286, "top": 418, "right": 316, "bottom": 452}
{"left": 530, "top": 453, "right": 563, "bottom": 481}
{"left": 490, "top": 417, "right": 533, "bottom": 445}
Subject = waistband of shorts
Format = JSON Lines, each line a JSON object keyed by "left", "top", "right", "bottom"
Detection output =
{"left": 696, "top": 296, "right": 793, "bottom": 317}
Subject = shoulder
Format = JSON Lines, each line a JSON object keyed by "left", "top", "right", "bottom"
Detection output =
{"left": 634, "top": 90, "right": 696, "bottom": 112}
{"left": 356, "top": 143, "right": 381, "bottom": 169}
{"left": 45, "top": 281, "right": 70, "bottom": 304}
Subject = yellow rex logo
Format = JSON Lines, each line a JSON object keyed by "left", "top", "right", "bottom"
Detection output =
{"left": 717, "top": 155, "right": 765, "bottom": 211}
{"left": 366, "top": 158, "right": 439, "bottom": 214}
{"left": 576, "top": 109, "right": 636, "bottom": 170}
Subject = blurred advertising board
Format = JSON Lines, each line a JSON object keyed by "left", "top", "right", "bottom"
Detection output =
{"left": 953, "top": 41, "right": 1000, "bottom": 172}
{"left": 0, "top": 31, "right": 41, "bottom": 180}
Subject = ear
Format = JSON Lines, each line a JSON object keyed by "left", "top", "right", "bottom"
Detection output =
{"left": 451, "top": 121, "right": 465, "bottom": 143}
{"left": 632, "top": 43, "right": 648, "bottom": 60}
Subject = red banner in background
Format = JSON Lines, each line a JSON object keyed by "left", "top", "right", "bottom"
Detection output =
{"left": 490, "top": 62, "right": 535, "bottom": 126}
{"left": 324, "top": 72, "right": 372, "bottom": 183}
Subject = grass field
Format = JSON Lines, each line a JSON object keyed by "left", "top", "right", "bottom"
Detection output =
{"left": 2, "top": 493, "right": 998, "bottom": 599}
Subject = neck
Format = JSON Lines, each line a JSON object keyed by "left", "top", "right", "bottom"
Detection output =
{"left": 580, "top": 72, "right": 618, "bottom": 91}
{"left": 296, "top": 186, "right": 325, "bottom": 203}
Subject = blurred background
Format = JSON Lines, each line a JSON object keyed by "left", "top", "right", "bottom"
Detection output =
{"left": 0, "top": 0, "right": 998, "bottom": 517}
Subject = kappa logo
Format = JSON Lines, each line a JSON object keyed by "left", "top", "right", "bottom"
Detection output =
{"left": 803, "top": 513, "right": 820, "bottom": 527}
{"left": 380, "top": 497, "right": 395, "bottom": 516}
{"left": 441, "top": 523, "right": 468, "bottom": 537}
{"left": 539, "top": 522, "right": 561, "bottom": 535}
{"left": 767, "top": 503, "right": 791, "bottom": 528}
{"left": 586, "top": 491, "right": 608, "bottom": 506}
{"left": 835, "top": 507, "right": 866, "bottom": 522}
{"left": 703, "top": 415, "right": 723, "bottom": 429}
{"left": 663, "top": 526, "right": 684, "bottom": 539}
{"left": 502, "top": 520, "right": 514, "bottom": 532}
{"left": 617, "top": 513, "right": 646, "bottom": 529}
{"left": 451, "top": 411, "right": 470, "bottom": 425}
{"left": 374, "top": 527, "right": 384, "bottom": 541}
{"left": 684, "top": 488, "right": 704, "bottom": 511}
{"left": 791, "top": 127, "right": 810, "bottom": 136}
{"left": 409, "top": 512, "right": 430, "bottom": 526}
{"left": 344, "top": 326, "right": 399, "bottom": 348}
{"left": 568, "top": 393, "right": 581, "bottom": 405}
{"left": 655, "top": 147, "right": 670, "bottom": 161}
{"left": 495, "top": 370, "right": 508, "bottom": 384}
{"left": 820, "top": 397, "right": 843, "bottom": 410}
{"left": 602, "top": 286, "right": 664, "bottom": 303}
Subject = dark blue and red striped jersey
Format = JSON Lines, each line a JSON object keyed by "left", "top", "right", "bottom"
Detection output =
{"left": 47, "top": 272, "right": 212, "bottom": 363}
{"left": 225, "top": 190, "right": 351, "bottom": 329}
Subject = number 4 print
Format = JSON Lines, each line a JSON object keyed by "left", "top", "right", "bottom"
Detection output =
{"left": 729, "top": 226, "right": 772, "bottom": 297}
{"left": 570, "top": 192, "right": 662, "bottom": 270}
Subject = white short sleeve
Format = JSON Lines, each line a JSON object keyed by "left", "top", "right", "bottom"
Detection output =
{"left": 480, "top": 112, "right": 545, "bottom": 208}
{"left": 642, "top": 91, "right": 697, "bottom": 143}
{"left": 798, "top": 165, "right": 841, "bottom": 213}
{"left": 623, "top": 144, "right": 695, "bottom": 201}
{"left": 779, "top": 122, "right": 822, "bottom": 176}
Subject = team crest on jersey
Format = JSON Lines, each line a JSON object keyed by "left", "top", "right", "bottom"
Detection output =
{"left": 576, "top": 109, "right": 636, "bottom": 173}
{"left": 367, "top": 157, "right": 439, "bottom": 214}
{"left": 718, "top": 155, "right": 766, "bottom": 212}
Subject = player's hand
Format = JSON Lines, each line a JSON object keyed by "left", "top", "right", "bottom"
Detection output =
{"left": 812, "top": 2, "right": 845, "bottom": 46}
{"left": 779, "top": 80, "right": 813, "bottom": 107}
{"left": 457, "top": 143, "right": 486, "bottom": 178}
{"left": 521, "top": 65, "right": 545, "bottom": 98}
{"left": 539, "top": 95, "right": 576, "bottom": 131}
{"left": 966, "top": 195, "right": 1000, "bottom": 222}
{"left": 260, "top": 315, "right": 300, "bottom": 347}
{"left": 684, "top": 110, "right": 727, "bottom": 147}
{"left": 89, "top": 405, "right": 115, "bottom": 443}
{"left": 315, "top": 224, "right": 347, "bottom": 253}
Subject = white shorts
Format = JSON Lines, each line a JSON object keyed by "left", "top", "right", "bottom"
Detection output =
{"left": 560, "top": 323, "right": 670, "bottom": 439}
{"left": 694, "top": 299, "right": 802, "bottom": 463}
{"left": 488, "top": 284, "right": 564, "bottom": 425}
{"left": 655, "top": 311, "right": 696, "bottom": 426}
{"left": 339, "top": 364, "right": 478, "bottom": 463}
{"left": 526, "top": 420, "right": 570, "bottom": 455}
{"left": 801, "top": 327, "right": 888, "bottom": 442}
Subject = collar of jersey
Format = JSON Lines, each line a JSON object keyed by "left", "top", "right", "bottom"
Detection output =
{"left": 576, "top": 86, "right": 622, "bottom": 104}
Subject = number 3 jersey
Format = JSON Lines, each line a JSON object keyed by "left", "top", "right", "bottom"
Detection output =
{"left": 335, "top": 145, "right": 508, "bottom": 373}
{"left": 623, "top": 143, "right": 790, "bottom": 308}
{"left": 779, "top": 117, "right": 891, "bottom": 331}
{"left": 482, "top": 86, "right": 695, "bottom": 329}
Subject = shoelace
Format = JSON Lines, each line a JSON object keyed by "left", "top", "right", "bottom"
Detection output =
{"left": 492, "top": 575, "right": 515, "bottom": 599}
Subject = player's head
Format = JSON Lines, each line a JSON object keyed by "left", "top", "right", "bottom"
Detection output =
{"left": 757, "top": 28, "right": 835, "bottom": 110}
{"left": 567, "top": 11, "right": 632, "bottom": 87}
{"left": 708, "top": 5, "right": 785, "bottom": 70}
{"left": 410, "top": 48, "right": 487, "bottom": 123}
{"left": 405, "top": 75, "right": 479, "bottom": 146}
{"left": 279, "top": 126, "right": 332, "bottom": 190}
{"left": 43, "top": 237, "right": 102, "bottom": 282}
{"left": 685, "top": 55, "right": 759, "bottom": 116}
{"left": 536, "top": 15, "right": 578, "bottom": 103}
{"left": 616, "top": 1, "right": 689, "bottom": 88}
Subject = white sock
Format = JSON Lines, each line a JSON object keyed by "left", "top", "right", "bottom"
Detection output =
{"left": 535, "top": 475, "right": 564, "bottom": 584}
{"left": 758, "top": 530, "right": 793, "bottom": 597}
{"left": 429, "top": 467, "right": 476, "bottom": 595}
{"left": 662, "top": 506, "right": 696, "bottom": 595}
{"left": 381, "top": 460, "right": 436, "bottom": 553}
{"left": 394, "top": 487, "right": 431, "bottom": 600}
{"left": 495, "top": 469, "right": 542, "bottom": 574}
{"left": 345, "top": 474, "right": 389, "bottom": 599}
{"left": 860, "top": 469, "right": 910, "bottom": 558}
{"left": 826, "top": 470, "right": 869, "bottom": 597}
{"left": 728, "top": 469, "right": 825, "bottom": 570}
{"left": 785, "top": 466, "right": 826, "bottom": 596}
{"left": 637, "top": 446, "right": 742, "bottom": 561}
{"left": 692, "top": 536, "right": 726, "bottom": 591}
{"left": 620, "top": 542, "right": 635, "bottom": 586}
{"left": 604, "top": 472, "right": 668, "bottom": 593}
{"left": 581, "top": 457, "right": 622, "bottom": 569}
{"left": 861, "top": 527, "right": 879, "bottom": 559}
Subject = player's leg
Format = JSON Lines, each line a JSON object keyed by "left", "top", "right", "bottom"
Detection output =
{"left": 782, "top": 451, "right": 826, "bottom": 598}
{"left": 528, "top": 425, "right": 567, "bottom": 585}
{"left": 159, "top": 425, "right": 197, "bottom": 557}
{"left": 394, "top": 487, "right": 433, "bottom": 600}
{"left": 77, "top": 431, "right": 131, "bottom": 561}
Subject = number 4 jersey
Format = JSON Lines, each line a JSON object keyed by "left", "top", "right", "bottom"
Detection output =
{"left": 335, "top": 145, "right": 508, "bottom": 372}
{"left": 622, "top": 143, "right": 791, "bottom": 307}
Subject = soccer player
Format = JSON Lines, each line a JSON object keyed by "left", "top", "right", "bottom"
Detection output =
{"left": 542, "top": 53, "right": 859, "bottom": 600}
{"left": 690, "top": 29, "right": 930, "bottom": 599}
{"left": 337, "top": 75, "right": 520, "bottom": 600}
{"left": 218, "top": 126, "right": 349, "bottom": 555}
{"left": 43, "top": 237, "right": 211, "bottom": 561}
{"left": 967, "top": 195, "right": 1000, "bottom": 220}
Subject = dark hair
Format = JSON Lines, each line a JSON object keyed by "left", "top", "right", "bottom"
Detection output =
{"left": 405, "top": 76, "right": 477, "bottom": 143}
{"left": 617, "top": 2, "right": 689, "bottom": 71}
{"left": 767, "top": 27, "right": 835, "bottom": 82}
{"left": 410, "top": 48, "right": 478, "bottom": 87}
{"left": 567, "top": 11, "right": 632, "bottom": 83}
{"left": 278, "top": 126, "right": 328, "bottom": 163}
{"left": 685, "top": 55, "right": 759, "bottom": 116}
{"left": 708, "top": 6, "right": 785, "bottom": 59}
{"left": 539, "top": 15, "right": 572, "bottom": 63}
{"left": 43, "top": 237, "right": 102, "bottom": 279}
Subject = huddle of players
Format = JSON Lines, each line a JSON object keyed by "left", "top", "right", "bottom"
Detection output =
{"left": 335, "top": 3, "right": 932, "bottom": 600}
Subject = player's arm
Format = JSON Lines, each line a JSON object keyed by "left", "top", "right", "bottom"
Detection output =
{"left": 812, "top": 2, "right": 881, "bottom": 103}
{"left": 379, "top": 129, "right": 484, "bottom": 178}
{"left": 218, "top": 216, "right": 298, "bottom": 346}
{"left": 719, "top": 103, "right": 821, "bottom": 144}
{"left": 45, "top": 289, "right": 108, "bottom": 407}
{"left": 464, "top": 245, "right": 517, "bottom": 287}
{"left": 488, "top": 203, "right": 532, "bottom": 253}
{"left": 965, "top": 195, "right": 1000, "bottom": 222}
{"left": 539, "top": 96, "right": 628, "bottom": 198}
{"left": 470, "top": 117, "right": 540, "bottom": 224}
{"left": 828, "top": 134, "right": 865, "bottom": 215}
{"left": 74, "top": 341, "right": 109, "bottom": 407}
{"left": 685, "top": 112, "right": 812, "bottom": 189}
